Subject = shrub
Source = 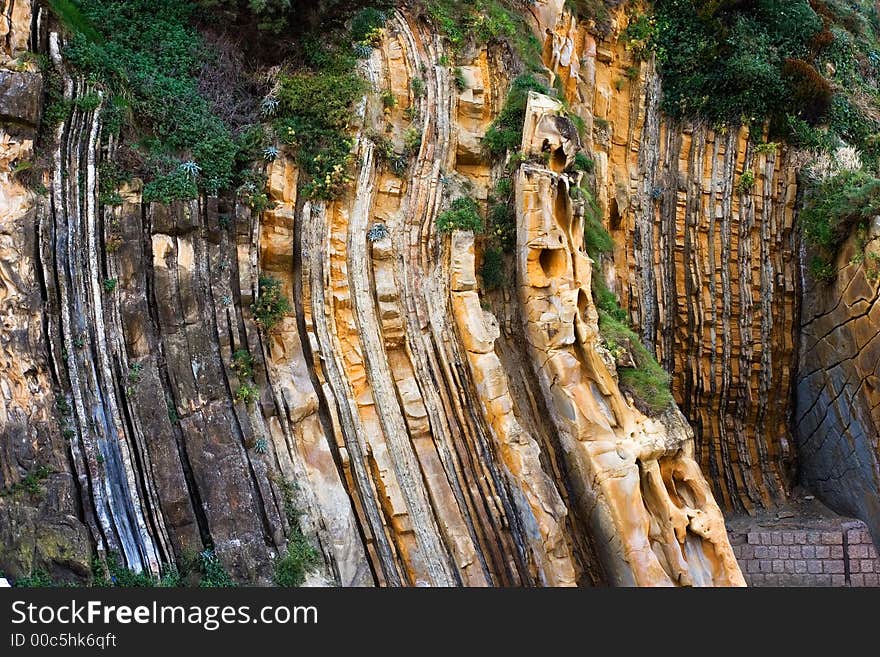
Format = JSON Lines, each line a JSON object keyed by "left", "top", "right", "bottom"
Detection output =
{"left": 483, "top": 74, "right": 550, "bottom": 158}
{"left": 411, "top": 77, "right": 426, "bottom": 97}
{"left": 350, "top": 7, "right": 386, "bottom": 43}
{"left": 783, "top": 58, "right": 833, "bottom": 123}
{"left": 13, "top": 570, "right": 56, "bottom": 587}
{"left": 572, "top": 152, "right": 595, "bottom": 173}
{"left": 480, "top": 247, "right": 505, "bottom": 290}
{"left": 102, "top": 278, "right": 117, "bottom": 293}
{"left": 273, "top": 532, "right": 320, "bottom": 587}
{"left": 231, "top": 349, "right": 254, "bottom": 379}
{"left": 424, "top": 0, "right": 542, "bottom": 68}
{"left": 274, "top": 59, "right": 364, "bottom": 200}
{"left": 651, "top": 0, "right": 822, "bottom": 126}
{"left": 252, "top": 275, "right": 291, "bottom": 332}
{"left": 235, "top": 382, "right": 259, "bottom": 405}
{"left": 436, "top": 197, "right": 483, "bottom": 233}
{"left": 273, "top": 479, "right": 320, "bottom": 587}
{"left": 197, "top": 549, "right": 235, "bottom": 588}
{"left": 800, "top": 169, "right": 880, "bottom": 252}
{"left": 736, "top": 169, "right": 756, "bottom": 194}
{"left": 59, "top": 1, "right": 251, "bottom": 200}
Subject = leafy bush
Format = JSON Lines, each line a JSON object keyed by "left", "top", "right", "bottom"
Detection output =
{"left": 436, "top": 197, "right": 484, "bottom": 233}
{"left": 235, "top": 382, "right": 259, "bottom": 405}
{"left": 480, "top": 247, "right": 505, "bottom": 290}
{"left": 423, "top": 0, "right": 542, "bottom": 67}
{"left": 197, "top": 549, "right": 235, "bottom": 588}
{"left": 58, "top": 1, "right": 247, "bottom": 199}
{"left": 651, "top": 0, "right": 822, "bottom": 126}
{"left": 274, "top": 55, "right": 364, "bottom": 199}
{"left": 273, "top": 479, "right": 319, "bottom": 587}
{"left": 483, "top": 74, "right": 551, "bottom": 158}
{"left": 572, "top": 152, "right": 594, "bottom": 173}
{"left": 736, "top": 169, "right": 756, "bottom": 194}
{"left": 13, "top": 570, "right": 56, "bottom": 587}
{"left": 350, "top": 7, "right": 387, "bottom": 43}
{"left": 232, "top": 349, "right": 254, "bottom": 379}
{"left": 252, "top": 275, "right": 291, "bottom": 332}
{"left": 801, "top": 169, "right": 880, "bottom": 252}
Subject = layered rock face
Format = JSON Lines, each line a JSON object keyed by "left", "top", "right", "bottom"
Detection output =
{"left": 538, "top": 5, "right": 799, "bottom": 513}
{"left": 6, "top": 0, "right": 839, "bottom": 587}
{"left": 0, "top": 0, "right": 93, "bottom": 580}
{"left": 796, "top": 229, "right": 880, "bottom": 546}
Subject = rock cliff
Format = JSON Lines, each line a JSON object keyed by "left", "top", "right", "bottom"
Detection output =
{"left": 0, "top": 0, "right": 875, "bottom": 587}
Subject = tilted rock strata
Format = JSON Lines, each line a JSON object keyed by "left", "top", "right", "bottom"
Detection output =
{"left": 514, "top": 92, "right": 743, "bottom": 585}
{"left": 536, "top": 1, "right": 798, "bottom": 512}
{"left": 0, "top": 1, "right": 749, "bottom": 585}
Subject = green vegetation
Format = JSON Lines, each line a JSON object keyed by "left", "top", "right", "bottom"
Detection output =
{"left": 598, "top": 311, "right": 674, "bottom": 415}
{"left": 273, "top": 479, "right": 320, "bottom": 587}
{"left": 252, "top": 275, "right": 291, "bottom": 332}
{"left": 572, "top": 152, "right": 595, "bottom": 174}
{"left": 487, "top": 176, "right": 516, "bottom": 252}
{"left": 647, "top": 0, "right": 823, "bottom": 126}
{"left": 235, "top": 382, "right": 260, "bottom": 405}
{"left": 0, "top": 466, "right": 52, "bottom": 498}
{"left": 580, "top": 186, "right": 672, "bottom": 414}
{"left": 102, "top": 278, "right": 117, "bottom": 293}
{"left": 480, "top": 247, "right": 505, "bottom": 290}
{"left": 422, "top": 0, "right": 542, "bottom": 68}
{"left": 274, "top": 54, "right": 365, "bottom": 199}
{"left": 800, "top": 169, "right": 880, "bottom": 275}
{"left": 736, "top": 169, "right": 756, "bottom": 194}
{"left": 12, "top": 569, "right": 57, "bottom": 587}
{"left": 196, "top": 549, "right": 236, "bottom": 587}
{"left": 643, "top": 0, "right": 880, "bottom": 164}
{"left": 52, "top": 1, "right": 252, "bottom": 201}
{"left": 484, "top": 75, "right": 551, "bottom": 159}
{"left": 436, "top": 197, "right": 484, "bottom": 233}
{"left": 231, "top": 349, "right": 254, "bottom": 379}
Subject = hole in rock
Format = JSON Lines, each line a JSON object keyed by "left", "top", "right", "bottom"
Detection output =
{"left": 539, "top": 248, "right": 567, "bottom": 280}
{"left": 609, "top": 198, "right": 621, "bottom": 229}
{"left": 550, "top": 147, "right": 567, "bottom": 173}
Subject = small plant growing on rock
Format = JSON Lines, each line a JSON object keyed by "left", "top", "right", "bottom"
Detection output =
{"left": 235, "top": 382, "right": 259, "bottom": 405}
{"left": 755, "top": 141, "right": 779, "bottom": 155}
{"left": 260, "top": 96, "right": 280, "bottom": 117}
{"left": 572, "top": 152, "right": 594, "bottom": 173}
{"left": 232, "top": 350, "right": 254, "bottom": 379}
{"left": 252, "top": 275, "right": 291, "bottom": 332}
{"left": 367, "top": 223, "right": 389, "bottom": 242}
{"left": 179, "top": 160, "right": 201, "bottom": 178}
{"left": 436, "top": 197, "right": 483, "bottom": 233}
{"left": 453, "top": 67, "right": 466, "bottom": 91}
{"left": 411, "top": 77, "right": 426, "bottom": 97}
{"left": 254, "top": 438, "right": 268, "bottom": 454}
{"left": 736, "top": 169, "right": 756, "bottom": 194}
{"left": 480, "top": 247, "right": 505, "bottom": 290}
{"left": 128, "top": 363, "right": 143, "bottom": 384}
{"left": 273, "top": 479, "right": 320, "bottom": 587}
{"left": 404, "top": 126, "right": 422, "bottom": 155}
{"left": 103, "top": 278, "right": 117, "bottom": 293}
{"left": 381, "top": 89, "right": 397, "bottom": 109}
{"left": 263, "top": 146, "right": 279, "bottom": 161}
